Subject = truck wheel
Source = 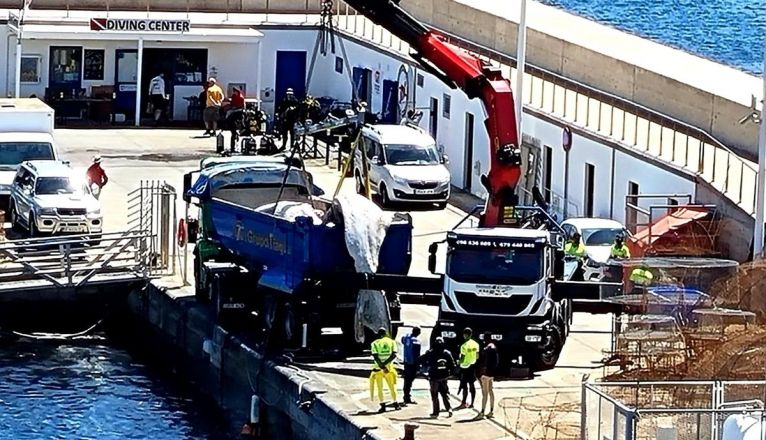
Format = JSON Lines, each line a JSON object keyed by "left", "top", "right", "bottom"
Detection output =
{"left": 529, "top": 326, "right": 563, "bottom": 372}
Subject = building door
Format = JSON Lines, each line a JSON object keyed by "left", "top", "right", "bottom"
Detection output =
{"left": 464, "top": 112, "right": 475, "bottom": 191}
{"left": 114, "top": 49, "right": 138, "bottom": 120}
{"left": 275, "top": 51, "right": 307, "bottom": 109}
{"left": 381, "top": 79, "right": 399, "bottom": 123}
{"left": 627, "top": 181, "right": 640, "bottom": 231}
{"left": 584, "top": 163, "right": 595, "bottom": 217}
{"left": 543, "top": 145, "right": 553, "bottom": 203}
{"left": 429, "top": 97, "right": 439, "bottom": 140}
{"left": 352, "top": 67, "right": 372, "bottom": 105}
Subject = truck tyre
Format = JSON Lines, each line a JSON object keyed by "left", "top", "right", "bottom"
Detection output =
{"left": 529, "top": 326, "right": 563, "bottom": 372}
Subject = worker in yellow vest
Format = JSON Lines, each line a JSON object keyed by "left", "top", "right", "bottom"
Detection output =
{"left": 564, "top": 232, "right": 587, "bottom": 259}
{"left": 610, "top": 234, "right": 631, "bottom": 259}
{"left": 565, "top": 232, "right": 588, "bottom": 281}
{"left": 456, "top": 327, "right": 480, "bottom": 409}
{"left": 628, "top": 264, "right": 654, "bottom": 294}
{"left": 370, "top": 327, "right": 400, "bottom": 412}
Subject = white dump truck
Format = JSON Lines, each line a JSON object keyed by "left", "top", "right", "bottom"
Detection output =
{"left": 0, "top": 99, "right": 60, "bottom": 211}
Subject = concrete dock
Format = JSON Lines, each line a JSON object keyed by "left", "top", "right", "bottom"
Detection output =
{"left": 57, "top": 128, "right": 611, "bottom": 439}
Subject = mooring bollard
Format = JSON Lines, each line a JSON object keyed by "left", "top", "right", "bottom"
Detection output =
{"left": 402, "top": 423, "right": 419, "bottom": 440}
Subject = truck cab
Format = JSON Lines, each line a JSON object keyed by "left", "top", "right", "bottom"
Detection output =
{"left": 429, "top": 225, "right": 572, "bottom": 372}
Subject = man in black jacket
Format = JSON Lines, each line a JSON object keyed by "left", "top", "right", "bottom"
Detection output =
{"left": 418, "top": 337, "right": 455, "bottom": 418}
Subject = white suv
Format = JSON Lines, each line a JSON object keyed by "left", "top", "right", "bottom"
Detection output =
{"left": 9, "top": 160, "right": 103, "bottom": 238}
{"left": 353, "top": 124, "right": 451, "bottom": 208}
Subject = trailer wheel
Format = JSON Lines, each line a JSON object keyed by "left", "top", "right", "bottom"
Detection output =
{"left": 529, "top": 326, "right": 563, "bottom": 372}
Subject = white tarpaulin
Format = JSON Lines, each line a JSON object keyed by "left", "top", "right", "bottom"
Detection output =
{"left": 722, "top": 414, "right": 766, "bottom": 440}
{"left": 255, "top": 200, "right": 323, "bottom": 225}
{"left": 334, "top": 193, "right": 395, "bottom": 342}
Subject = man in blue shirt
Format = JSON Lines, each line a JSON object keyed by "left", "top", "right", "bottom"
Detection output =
{"left": 401, "top": 326, "right": 422, "bottom": 404}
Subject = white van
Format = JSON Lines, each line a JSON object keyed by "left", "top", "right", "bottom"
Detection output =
{"left": 353, "top": 124, "right": 450, "bottom": 208}
{"left": 0, "top": 99, "right": 60, "bottom": 211}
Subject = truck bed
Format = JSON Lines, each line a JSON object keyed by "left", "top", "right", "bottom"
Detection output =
{"left": 204, "top": 194, "right": 413, "bottom": 294}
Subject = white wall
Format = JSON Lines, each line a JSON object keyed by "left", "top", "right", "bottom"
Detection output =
{"left": 0, "top": 24, "right": 699, "bottom": 227}
{"left": 523, "top": 112, "right": 696, "bottom": 223}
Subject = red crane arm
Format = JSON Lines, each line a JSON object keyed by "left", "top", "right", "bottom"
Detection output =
{"left": 341, "top": 0, "right": 522, "bottom": 227}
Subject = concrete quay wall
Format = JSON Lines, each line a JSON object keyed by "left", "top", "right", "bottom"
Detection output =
{"left": 123, "top": 282, "right": 383, "bottom": 440}
{"left": 403, "top": 0, "right": 762, "bottom": 160}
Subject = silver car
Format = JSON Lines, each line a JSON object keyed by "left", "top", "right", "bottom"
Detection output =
{"left": 9, "top": 160, "right": 103, "bottom": 238}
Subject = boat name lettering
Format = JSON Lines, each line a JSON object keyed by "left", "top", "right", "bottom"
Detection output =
{"left": 234, "top": 222, "right": 289, "bottom": 255}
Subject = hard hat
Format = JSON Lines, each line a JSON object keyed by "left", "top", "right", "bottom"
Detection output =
{"left": 208, "top": 78, "right": 216, "bottom": 84}
{"left": 93, "top": 155, "right": 102, "bottom": 163}
{"left": 615, "top": 233, "right": 625, "bottom": 241}
{"left": 377, "top": 327, "right": 387, "bottom": 337}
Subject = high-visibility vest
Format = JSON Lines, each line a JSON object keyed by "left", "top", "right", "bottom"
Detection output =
{"left": 565, "top": 241, "right": 587, "bottom": 258}
{"left": 610, "top": 244, "right": 630, "bottom": 259}
{"left": 459, "top": 338, "right": 480, "bottom": 369}
{"left": 630, "top": 268, "right": 654, "bottom": 286}
{"left": 371, "top": 336, "right": 396, "bottom": 369}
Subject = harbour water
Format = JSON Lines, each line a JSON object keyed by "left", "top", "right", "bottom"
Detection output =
{"left": 0, "top": 339, "right": 234, "bottom": 440}
{"left": 542, "top": 0, "right": 766, "bottom": 74}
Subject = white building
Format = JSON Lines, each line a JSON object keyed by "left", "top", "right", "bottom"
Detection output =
{"left": 3, "top": 8, "right": 740, "bottom": 256}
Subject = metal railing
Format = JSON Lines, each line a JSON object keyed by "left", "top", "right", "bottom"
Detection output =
{"left": 0, "top": 232, "right": 151, "bottom": 289}
{"left": 127, "top": 180, "right": 177, "bottom": 278}
{"left": 332, "top": 8, "right": 758, "bottom": 216}
{"left": 583, "top": 380, "right": 766, "bottom": 440}
{"left": 1, "top": 0, "right": 325, "bottom": 14}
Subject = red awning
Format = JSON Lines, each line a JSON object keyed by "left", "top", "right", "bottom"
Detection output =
{"left": 628, "top": 206, "right": 711, "bottom": 254}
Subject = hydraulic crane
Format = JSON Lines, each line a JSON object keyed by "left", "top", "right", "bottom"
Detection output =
{"left": 342, "top": 0, "right": 522, "bottom": 226}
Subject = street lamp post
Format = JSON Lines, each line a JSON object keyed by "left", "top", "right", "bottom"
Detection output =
{"left": 514, "top": 0, "right": 527, "bottom": 141}
{"left": 754, "top": 38, "right": 766, "bottom": 258}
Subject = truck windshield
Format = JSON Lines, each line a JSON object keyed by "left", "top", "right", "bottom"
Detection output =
{"left": 0, "top": 142, "right": 55, "bottom": 169}
{"left": 36, "top": 177, "right": 82, "bottom": 195}
{"left": 384, "top": 144, "right": 440, "bottom": 165}
{"left": 448, "top": 247, "right": 544, "bottom": 285}
{"left": 582, "top": 228, "right": 627, "bottom": 246}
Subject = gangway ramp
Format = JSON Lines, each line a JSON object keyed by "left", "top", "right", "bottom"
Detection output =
{"left": 0, "top": 232, "right": 167, "bottom": 300}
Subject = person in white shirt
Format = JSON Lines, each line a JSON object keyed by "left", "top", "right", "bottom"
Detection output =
{"left": 148, "top": 73, "right": 167, "bottom": 123}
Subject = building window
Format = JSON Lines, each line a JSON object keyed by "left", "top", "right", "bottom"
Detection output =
{"left": 442, "top": 93, "right": 451, "bottom": 119}
{"left": 20, "top": 55, "right": 41, "bottom": 83}
{"left": 416, "top": 73, "right": 424, "bottom": 87}
{"left": 335, "top": 56, "right": 343, "bottom": 74}
{"left": 83, "top": 49, "right": 105, "bottom": 81}
{"left": 49, "top": 46, "right": 83, "bottom": 86}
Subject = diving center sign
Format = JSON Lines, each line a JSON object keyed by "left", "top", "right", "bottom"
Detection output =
{"left": 90, "top": 18, "right": 191, "bottom": 33}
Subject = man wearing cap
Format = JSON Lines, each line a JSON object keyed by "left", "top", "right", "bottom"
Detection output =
{"left": 204, "top": 78, "right": 224, "bottom": 136}
{"left": 277, "top": 88, "right": 300, "bottom": 148}
{"left": 417, "top": 336, "right": 454, "bottom": 418}
{"left": 370, "top": 327, "right": 399, "bottom": 412}
{"left": 400, "top": 326, "right": 422, "bottom": 404}
{"left": 86, "top": 155, "right": 108, "bottom": 199}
